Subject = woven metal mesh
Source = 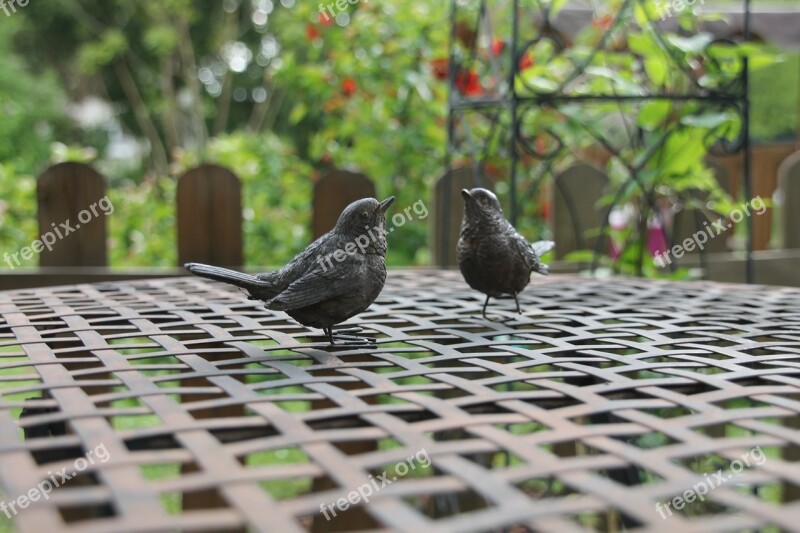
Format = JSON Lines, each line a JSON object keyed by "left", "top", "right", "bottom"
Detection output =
{"left": 1, "top": 271, "right": 799, "bottom": 532}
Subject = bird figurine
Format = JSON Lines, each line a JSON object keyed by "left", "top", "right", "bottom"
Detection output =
{"left": 457, "top": 187, "right": 554, "bottom": 320}
{"left": 186, "top": 196, "right": 395, "bottom": 346}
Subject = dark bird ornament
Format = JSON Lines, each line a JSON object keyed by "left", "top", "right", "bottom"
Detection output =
{"left": 457, "top": 188, "right": 554, "bottom": 320}
{"left": 186, "top": 196, "right": 395, "bottom": 346}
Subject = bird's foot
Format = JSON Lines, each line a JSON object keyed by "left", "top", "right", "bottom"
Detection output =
{"left": 330, "top": 327, "right": 367, "bottom": 337}
{"left": 331, "top": 333, "right": 377, "bottom": 348}
{"left": 312, "top": 327, "right": 377, "bottom": 349}
{"left": 482, "top": 312, "right": 517, "bottom": 324}
{"left": 479, "top": 295, "right": 514, "bottom": 324}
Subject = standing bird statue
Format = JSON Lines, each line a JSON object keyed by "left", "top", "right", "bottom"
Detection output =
{"left": 185, "top": 196, "right": 395, "bottom": 346}
{"left": 457, "top": 188, "right": 554, "bottom": 320}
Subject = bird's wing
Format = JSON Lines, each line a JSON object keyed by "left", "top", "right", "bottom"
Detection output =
{"left": 517, "top": 237, "right": 552, "bottom": 275}
{"left": 507, "top": 233, "right": 535, "bottom": 265}
{"left": 257, "top": 232, "right": 332, "bottom": 285}
{"left": 265, "top": 256, "right": 363, "bottom": 311}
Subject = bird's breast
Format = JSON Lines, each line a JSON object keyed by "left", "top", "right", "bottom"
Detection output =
{"left": 457, "top": 229, "right": 533, "bottom": 296}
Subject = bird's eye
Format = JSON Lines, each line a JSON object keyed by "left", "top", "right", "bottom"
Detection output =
{"left": 360, "top": 211, "right": 369, "bottom": 219}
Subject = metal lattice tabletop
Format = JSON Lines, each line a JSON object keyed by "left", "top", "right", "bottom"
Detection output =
{"left": 1, "top": 270, "right": 799, "bottom": 532}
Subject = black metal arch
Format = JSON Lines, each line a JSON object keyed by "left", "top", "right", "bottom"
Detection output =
{"left": 445, "top": 0, "right": 753, "bottom": 280}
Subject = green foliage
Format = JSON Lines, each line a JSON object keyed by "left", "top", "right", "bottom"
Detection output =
{"left": 0, "top": 19, "right": 66, "bottom": 175}
{"left": 208, "top": 134, "right": 311, "bottom": 267}
{"left": 269, "top": 2, "right": 448, "bottom": 264}
{"left": 751, "top": 53, "right": 799, "bottom": 141}
{"left": 107, "top": 178, "right": 177, "bottom": 267}
{"left": 508, "top": 2, "right": 779, "bottom": 277}
{"left": 444, "top": 1, "right": 782, "bottom": 269}
{"left": 0, "top": 165, "right": 37, "bottom": 267}
{"left": 77, "top": 30, "right": 129, "bottom": 73}
{"left": 6, "top": 1, "right": 449, "bottom": 267}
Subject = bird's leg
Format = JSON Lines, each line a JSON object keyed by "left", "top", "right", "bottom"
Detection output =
{"left": 482, "top": 295, "right": 491, "bottom": 320}
{"left": 480, "top": 294, "right": 518, "bottom": 323}
{"left": 324, "top": 327, "right": 333, "bottom": 345}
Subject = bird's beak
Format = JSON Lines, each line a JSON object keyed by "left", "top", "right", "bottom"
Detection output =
{"left": 461, "top": 189, "right": 474, "bottom": 202}
{"left": 378, "top": 196, "right": 395, "bottom": 213}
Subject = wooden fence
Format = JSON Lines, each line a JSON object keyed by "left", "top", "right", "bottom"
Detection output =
{"left": 0, "top": 163, "right": 380, "bottom": 289}
{"left": 3, "top": 145, "right": 800, "bottom": 290}
{"left": 433, "top": 144, "right": 800, "bottom": 285}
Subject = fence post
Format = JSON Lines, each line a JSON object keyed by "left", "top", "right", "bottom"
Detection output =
{"left": 312, "top": 170, "right": 376, "bottom": 239}
{"left": 778, "top": 151, "right": 800, "bottom": 249}
{"left": 37, "top": 162, "right": 108, "bottom": 267}
{"left": 552, "top": 163, "right": 609, "bottom": 261}
{"left": 177, "top": 164, "right": 244, "bottom": 267}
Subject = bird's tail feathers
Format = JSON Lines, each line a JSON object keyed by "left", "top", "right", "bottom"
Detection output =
{"left": 531, "top": 241, "right": 554, "bottom": 276}
{"left": 532, "top": 240, "right": 555, "bottom": 257}
{"left": 184, "top": 263, "right": 272, "bottom": 291}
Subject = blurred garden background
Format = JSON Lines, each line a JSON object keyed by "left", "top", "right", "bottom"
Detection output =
{"left": 1, "top": 0, "right": 449, "bottom": 268}
{"left": 0, "top": 0, "right": 797, "bottom": 270}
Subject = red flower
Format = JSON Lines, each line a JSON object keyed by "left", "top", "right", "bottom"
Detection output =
{"left": 490, "top": 38, "right": 505, "bottom": 57}
{"left": 455, "top": 70, "right": 482, "bottom": 96}
{"left": 519, "top": 53, "right": 534, "bottom": 71}
{"left": 484, "top": 162, "right": 502, "bottom": 178}
{"left": 306, "top": 23, "right": 320, "bottom": 41}
{"left": 539, "top": 200, "right": 552, "bottom": 220}
{"left": 535, "top": 135, "right": 548, "bottom": 154}
{"left": 319, "top": 12, "right": 334, "bottom": 26}
{"left": 341, "top": 77, "right": 357, "bottom": 97}
{"left": 592, "top": 14, "right": 613, "bottom": 31}
{"left": 431, "top": 58, "right": 449, "bottom": 81}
